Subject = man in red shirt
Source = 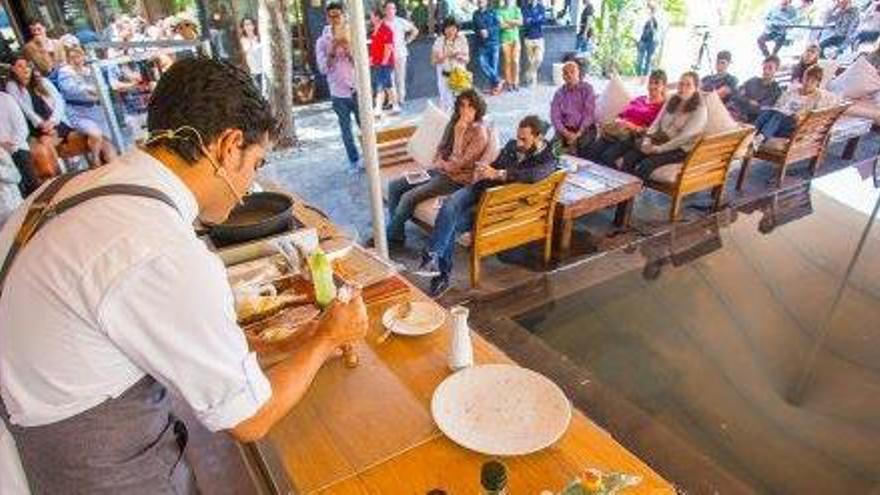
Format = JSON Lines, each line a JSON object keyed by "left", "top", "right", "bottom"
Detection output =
{"left": 369, "top": 10, "right": 399, "bottom": 118}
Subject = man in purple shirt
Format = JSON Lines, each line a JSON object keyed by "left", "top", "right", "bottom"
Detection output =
{"left": 550, "top": 61, "right": 596, "bottom": 155}
{"left": 316, "top": 2, "right": 362, "bottom": 173}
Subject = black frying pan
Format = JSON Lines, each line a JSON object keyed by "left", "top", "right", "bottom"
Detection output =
{"left": 208, "top": 192, "right": 300, "bottom": 247}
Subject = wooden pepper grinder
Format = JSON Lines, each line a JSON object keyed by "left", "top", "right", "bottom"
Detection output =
{"left": 337, "top": 285, "right": 359, "bottom": 368}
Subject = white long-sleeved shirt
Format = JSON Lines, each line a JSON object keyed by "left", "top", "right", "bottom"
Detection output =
{"left": 0, "top": 149, "right": 271, "bottom": 487}
{"left": 4, "top": 78, "right": 69, "bottom": 129}
{"left": 646, "top": 96, "right": 709, "bottom": 153}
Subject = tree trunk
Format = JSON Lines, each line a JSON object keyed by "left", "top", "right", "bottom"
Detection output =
{"left": 260, "top": 0, "right": 297, "bottom": 148}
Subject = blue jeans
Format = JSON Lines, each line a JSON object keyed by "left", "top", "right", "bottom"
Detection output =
{"left": 386, "top": 171, "right": 461, "bottom": 242}
{"left": 754, "top": 109, "right": 797, "bottom": 140}
{"left": 426, "top": 185, "right": 480, "bottom": 276}
{"left": 636, "top": 41, "right": 655, "bottom": 76}
{"left": 331, "top": 96, "right": 360, "bottom": 165}
{"left": 477, "top": 44, "right": 501, "bottom": 89}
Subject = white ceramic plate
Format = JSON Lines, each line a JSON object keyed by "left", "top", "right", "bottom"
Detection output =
{"left": 381, "top": 301, "right": 446, "bottom": 336}
{"left": 431, "top": 364, "right": 572, "bottom": 456}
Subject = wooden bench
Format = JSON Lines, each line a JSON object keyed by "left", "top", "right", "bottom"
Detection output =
{"left": 737, "top": 103, "right": 851, "bottom": 190}
{"left": 647, "top": 126, "right": 755, "bottom": 221}
{"left": 376, "top": 125, "right": 566, "bottom": 286}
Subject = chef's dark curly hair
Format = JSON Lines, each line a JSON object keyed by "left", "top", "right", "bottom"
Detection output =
{"left": 146, "top": 57, "right": 278, "bottom": 162}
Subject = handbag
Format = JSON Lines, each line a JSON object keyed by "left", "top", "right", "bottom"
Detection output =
{"left": 600, "top": 121, "right": 633, "bottom": 141}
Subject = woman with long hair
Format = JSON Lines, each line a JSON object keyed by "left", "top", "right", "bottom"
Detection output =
{"left": 615, "top": 71, "right": 708, "bottom": 180}
{"left": 239, "top": 16, "right": 264, "bottom": 92}
{"left": 431, "top": 17, "right": 470, "bottom": 111}
{"left": 5, "top": 53, "right": 85, "bottom": 181}
{"left": 386, "top": 89, "right": 489, "bottom": 246}
{"left": 56, "top": 45, "right": 116, "bottom": 167}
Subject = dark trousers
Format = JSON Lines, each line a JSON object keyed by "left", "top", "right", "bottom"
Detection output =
{"left": 477, "top": 44, "right": 501, "bottom": 89}
{"left": 636, "top": 40, "right": 656, "bottom": 76}
{"left": 331, "top": 96, "right": 361, "bottom": 165}
{"left": 386, "top": 170, "right": 461, "bottom": 241}
{"left": 619, "top": 147, "right": 688, "bottom": 180}
{"left": 582, "top": 135, "right": 637, "bottom": 167}
{"left": 819, "top": 35, "right": 846, "bottom": 57}
{"left": 11, "top": 149, "right": 39, "bottom": 197}
{"left": 754, "top": 109, "right": 797, "bottom": 140}
{"left": 757, "top": 31, "right": 787, "bottom": 57}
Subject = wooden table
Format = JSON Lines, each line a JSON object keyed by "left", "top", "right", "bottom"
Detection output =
{"left": 244, "top": 273, "right": 675, "bottom": 494}
{"left": 555, "top": 156, "right": 643, "bottom": 259}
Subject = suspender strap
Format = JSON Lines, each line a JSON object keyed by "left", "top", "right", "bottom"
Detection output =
{"left": 0, "top": 174, "right": 180, "bottom": 294}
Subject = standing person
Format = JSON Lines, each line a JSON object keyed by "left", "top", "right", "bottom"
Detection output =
{"left": 317, "top": 3, "right": 362, "bottom": 173}
{"left": 386, "top": 90, "right": 489, "bottom": 247}
{"left": 473, "top": 0, "right": 503, "bottom": 95}
{"left": 0, "top": 91, "right": 39, "bottom": 196}
{"left": 432, "top": 18, "right": 470, "bottom": 110}
{"left": 700, "top": 50, "right": 738, "bottom": 103}
{"left": 369, "top": 10, "right": 400, "bottom": 118}
{"left": 56, "top": 45, "right": 117, "bottom": 168}
{"left": 576, "top": 0, "right": 595, "bottom": 52}
{"left": 758, "top": 0, "right": 798, "bottom": 57}
{"left": 22, "top": 20, "right": 66, "bottom": 78}
{"left": 415, "top": 115, "right": 557, "bottom": 296}
{"left": 751, "top": 65, "right": 839, "bottom": 150}
{"left": 240, "top": 17, "right": 265, "bottom": 93}
{"left": 616, "top": 71, "right": 708, "bottom": 180}
{"left": 497, "top": 0, "right": 523, "bottom": 91}
{"left": 636, "top": 4, "right": 660, "bottom": 77}
{"left": 521, "top": 0, "right": 546, "bottom": 88}
{"left": 549, "top": 61, "right": 596, "bottom": 155}
{"left": 818, "top": 0, "right": 860, "bottom": 57}
{"left": 727, "top": 55, "right": 784, "bottom": 123}
{"left": 384, "top": 1, "right": 419, "bottom": 105}
{"left": 0, "top": 57, "right": 368, "bottom": 494}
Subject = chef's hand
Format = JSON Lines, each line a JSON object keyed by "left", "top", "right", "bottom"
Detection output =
{"left": 313, "top": 290, "right": 368, "bottom": 358}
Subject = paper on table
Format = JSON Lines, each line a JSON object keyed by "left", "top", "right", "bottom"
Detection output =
{"left": 567, "top": 174, "right": 607, "bottom": 193}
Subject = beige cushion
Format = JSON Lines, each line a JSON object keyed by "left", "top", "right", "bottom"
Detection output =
{"left": 380, "top": 163, "right": 424, "bottom": 200}
{"left": 762, "top": 137, "right": 790, "bottom": 152}
{"left": 479, "top": 125, "right": 501, "bottom": 166}
{"left": 828, "top": 56, "right": 880, "bottom": 100}
{"left": 596, "top": 74, "right": 632, "bottom": 125}
{"left": 649, "top": 162, "right": 682, "bottom": 184}
{"left": 407, "top": 101, "right": 449, "bottom": 166}
{"left": 703, "top": 91, "right": 738, "bottom": 135}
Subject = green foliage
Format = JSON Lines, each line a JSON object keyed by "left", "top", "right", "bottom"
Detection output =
{"left": 662, "top": 0, "right": 687, "bottom": 26}
{"left": 592, "top": 0, "right": 640, "bottom": 76}
{"left": 725, "top": 0, "right": 772, "bottom": 25}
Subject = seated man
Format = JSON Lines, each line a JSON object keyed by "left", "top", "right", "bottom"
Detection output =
{"left": 818, "top": 0, "right": 859, "bottom": 57}
{"left": 751, "top": 65, "right": 840, "bottom": 151}
{"left": 415, "top": 115, "right": 557, "bottom": 296}
{"left": 727, "top": 55, "right": 784, "bottom": 123}
{"left": 701, "top": 50, "right": 738, "bottom": 103}
{"left": 758, "top": 0, "right": 798, "bottom": 57}
{"left": 550, "top": 61, "right": 596, "bottom": 156}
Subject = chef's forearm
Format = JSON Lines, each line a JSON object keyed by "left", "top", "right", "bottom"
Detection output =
{"left": 229, "top": 336, "right": 333, "bottom": 443}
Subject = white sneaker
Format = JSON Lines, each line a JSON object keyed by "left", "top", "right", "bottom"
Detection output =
{"left": 752, "top": 135, "right": 765, "bottom": 153}
{"left": 389, "top": 105, "right": 402, "bottom": 115}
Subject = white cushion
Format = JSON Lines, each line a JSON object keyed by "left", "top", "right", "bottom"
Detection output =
{"left": 702, "top": 91, "right": 739, "bottom": 136}
{"left": 828, "top": 56, "right": 880, "bottom": 100}
{"left": 407, "top": 101, "right": 450, "bottom": 166}
{"left": 595, "top": 73, "right": 632, "bottom": 125}
{"left": 479, "top": 124, "right": 501, "bottom": 166}
{"left": 649, "top": 162, "right": 682, "bottom": 184}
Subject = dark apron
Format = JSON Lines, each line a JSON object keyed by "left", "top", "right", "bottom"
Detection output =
{"left": 0, "top": 173, "right": 198, "bottom": 494}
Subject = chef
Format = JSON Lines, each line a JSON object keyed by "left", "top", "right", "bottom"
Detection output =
{"left": 0, "top": 57, "right": 368, "bottom": 494}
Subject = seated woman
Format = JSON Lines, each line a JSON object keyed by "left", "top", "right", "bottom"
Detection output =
{"left": 585, "top": 69, "right": 667, "bottom": 167}
{"left": 615, "top": 71, "right": 708, "bottom": 180}
{"left": 56, "top": 45, "right": 116, "bottom": 167}
{"left": 415, "top": 116, "right": 557, "bottom": 296}
{"left": 0, "top": 89, "right": 40, "bottom": 196}
{"left": 386, "top": 89, "right": 489, "bottom": 247}
{"left": 791, "top": 43, "right": 820, "bottom": 83}
{"left": 5, "top": 53, "right": 83, "bottom": 182}
{"left": 752, "top": 65, "right": 839, "bottom": 151}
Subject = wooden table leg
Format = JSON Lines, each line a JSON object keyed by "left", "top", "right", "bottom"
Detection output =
{"left": 614, "top": 199, "right": 635, "bottom": 228}
{"left": 557, "top": 218, "right": 573, "bottom": 259}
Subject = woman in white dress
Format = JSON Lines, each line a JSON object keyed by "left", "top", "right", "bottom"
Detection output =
{"left": 240, "top": 17, "right": 264, "bottom": 93}
{"left": 431, "top": 18, "right": 470, "bottom": 111}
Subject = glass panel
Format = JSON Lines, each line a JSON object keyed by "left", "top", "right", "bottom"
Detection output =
{"left": 472, "top": 164, "right": 880, "bottom": 493}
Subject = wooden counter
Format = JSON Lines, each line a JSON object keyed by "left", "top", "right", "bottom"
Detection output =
{"left": 239, "top": 192, "right": 675, "bottom": 494}
{"left": 243, "top": 267, "right": 673, "bottom": 494}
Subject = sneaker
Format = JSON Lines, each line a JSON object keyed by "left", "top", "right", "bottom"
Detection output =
{"left": 348, "top": 158, "right": 363, "bottom": 174}
{"left": 429, "top": 274, "right": 451, "bottom": 298}
{"left": 752, "top": 134, "right": 765, "bottom": 153}
{"left": 413, "top": 252, "right": 441, "bottom": 278}
{"left": 389, "top": 105, "right": 402, "bottom": 115}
